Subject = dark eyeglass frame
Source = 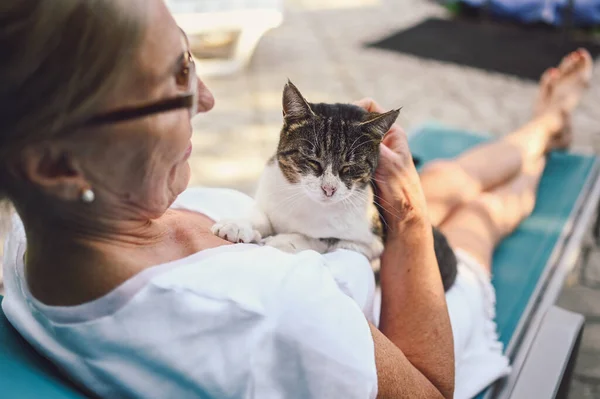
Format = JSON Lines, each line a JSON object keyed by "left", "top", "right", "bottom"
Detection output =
{"left": 84, "top": 90, "right": 195, "bottom": 127}
{"left": 83, "top": 36, "right": 196, "bottom": 127}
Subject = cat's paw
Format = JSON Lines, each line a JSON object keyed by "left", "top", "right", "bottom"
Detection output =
{"left": 211, "top": 220, "right": 261, "bottom": 243}
{"left": 262, "top": 234, "right": 306, "bottom": 254}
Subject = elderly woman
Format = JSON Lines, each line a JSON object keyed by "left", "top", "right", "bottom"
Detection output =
{"left": 0, "top": 1, "right": 593, "bottom": 398}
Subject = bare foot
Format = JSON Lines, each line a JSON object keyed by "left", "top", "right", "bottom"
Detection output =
{"left": 535, "top": 48, "right": 592, "bottom": 115}
{"left": 534, "top": 48, "right": 593, "bottom": 150}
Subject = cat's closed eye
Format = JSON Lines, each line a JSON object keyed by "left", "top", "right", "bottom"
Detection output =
{"left": 340, "top": 165, "right": 351, "bottom": 175}
{"left": 307, "top": 159, "right": 323, "bottom": 174}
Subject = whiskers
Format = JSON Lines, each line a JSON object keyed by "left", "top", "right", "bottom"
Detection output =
{"left": 370, "top": 176, "right": 388, "bottom": 187}
{"left": 261, "top": 182, "right": 299, "bottom": 199}
{"left": 271, "top": 190, "right": 306, "bottom": 214}
{"left": 354, "top": 186, "right": 404, "bottom": 228}
{"left": 262, "top": 182, "right": 307, "bottom": 212}
{"left": 341, "top": 194, "right": 362, "bottom": 215}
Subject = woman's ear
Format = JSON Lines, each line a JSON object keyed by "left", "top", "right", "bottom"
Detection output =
{"left": 15, "top": 144, "right": 89, "bottom": 202}
{"left": 358, "top": 109, "right": 401, "bottom": 141}
{"left": 282, "top": 80, "right": 314, "bottom": 121}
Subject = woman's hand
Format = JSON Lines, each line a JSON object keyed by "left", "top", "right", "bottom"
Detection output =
{"left": 354, "top": 98, "right": 429, "bottom": 235}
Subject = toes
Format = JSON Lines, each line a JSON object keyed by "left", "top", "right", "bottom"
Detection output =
{"left": 559, "top": 50, "right": 581, "bottom": 72}
{"left": 559, "top": 48, "right": 593, "bottom": 78}
{"left": 540, "top": 67, "right": 558, "bottom": 93}
{"left": 535, "top": 67, "right": 557, "bottom": 115}
{"left": 211, "top": 221, "right": 259, "bottom": 243}
{"left": 210, "top": 223, "right": 222, "bottom": 236}
{"left": 576, "top": 48, "right": 594, "bottom": 82}
{"left": 238, "top": 227, "right": 261, "bottom": 243}
{"left": 213, "top": 222, "right": 240, "bottom": 242}
{"left": 574, "top": 48, "right": 593, "bottom": 67}
{"left": 536, "top": 49, "right": 593, "bottom": 118}
{"left": 540, "top": 68, "right": 554, "bottom": 87}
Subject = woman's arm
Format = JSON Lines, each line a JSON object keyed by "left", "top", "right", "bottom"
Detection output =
{"left": 374, "top": 223, "right": 454, "bottom": 398}
{"left": 356, "top": 99, "right": 455, "bottom": 398}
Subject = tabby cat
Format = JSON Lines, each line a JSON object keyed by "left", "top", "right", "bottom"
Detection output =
{"left": 212, "top": 81, "right": 457, "bottom": 291}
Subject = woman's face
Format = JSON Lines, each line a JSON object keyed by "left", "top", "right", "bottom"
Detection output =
{"left": 73, "top": 0, "right": 214, "bottom": 219}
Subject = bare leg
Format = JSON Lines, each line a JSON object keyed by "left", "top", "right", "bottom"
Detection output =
{"left": 439, "top": 157, "right": 546, "bottom": 272}
{"left": 432, "top": 48, "right": 593, "bottom": 272}
{"left": 421, "top": 49, "right": 593, "bottom": 227}
{"left": 421, "top": 114, "right": 561, "bottom": 226}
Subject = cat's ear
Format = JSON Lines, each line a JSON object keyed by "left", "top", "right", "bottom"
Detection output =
{"left": 358, "top": 109, "right": 401, "bottom": 140}
{"left": 282, "top": 80, "right": 314, "bottom": 120}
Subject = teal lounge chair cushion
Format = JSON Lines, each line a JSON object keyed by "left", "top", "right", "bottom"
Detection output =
{"left": 0, "top": 297, "right": 86, "bottom": 398}
{"left": 409, "top": 124, "right": 596, "bottom": 398}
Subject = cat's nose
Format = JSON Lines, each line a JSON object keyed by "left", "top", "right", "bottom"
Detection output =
{"left": 321, "top": 185, "right": 337, "bottom": 197}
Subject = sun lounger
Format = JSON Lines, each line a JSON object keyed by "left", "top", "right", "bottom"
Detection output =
{"left": 1, "top": 123, "right": 597, "bottom": 398}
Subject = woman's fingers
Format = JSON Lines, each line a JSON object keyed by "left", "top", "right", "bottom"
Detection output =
{"left": 354, "top": 97, "right": 411, "bottom": 155}
{"left": 375, "top": 144, "right": 397, "bottom": 177}
{"left": 353, "top": 97, "right": 387, "bottom": 114}
{"left": 374, "top": 145, "right": 426, "bottom": 230}
{"left": 382, "top": 127, "right": 411, "bottom": 157}
{"left": 354, "top": 98, "right": 410, "bottom": 154}
{"left": 354, "top": 97, "right": 415, "bottom": 180}
{"left": 376, "top": 143, "right": 416, "bottom": 188}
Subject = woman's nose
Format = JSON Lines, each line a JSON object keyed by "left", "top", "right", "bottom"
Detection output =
{"left": 196, "top": 76, "right": 215, "bottom": 113}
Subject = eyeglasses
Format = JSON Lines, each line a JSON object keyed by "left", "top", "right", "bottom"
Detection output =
{"left": 83, "top": 37, "right": 198, "bottom": 127}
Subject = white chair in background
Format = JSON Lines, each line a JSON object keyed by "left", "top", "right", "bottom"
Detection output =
{"left": 166, "top": 0, "right": 284, "bottom": 76}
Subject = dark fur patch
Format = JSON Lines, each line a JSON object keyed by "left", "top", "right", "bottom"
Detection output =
{"left": 433, "top": 227, "right": 458, "bottom": 291}
{"left": 277, "top": 102, "right": 382, "bottom": 186}
{"left": 277, "top": 155, "right": 301, "bottom": 183}
{"left": 319, "top": 237, "right": 340, "bottom": 247}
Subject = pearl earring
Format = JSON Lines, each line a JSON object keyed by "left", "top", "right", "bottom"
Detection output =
{"left": 81, "top": 189, "right": 95, "bottom": 203}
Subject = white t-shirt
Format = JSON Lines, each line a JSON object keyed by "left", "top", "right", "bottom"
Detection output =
{"left": 2, "top": 187, "right": 510, "bottom": 399}
{"left": 2, "top": 188, "right": 378, "bottom": 399}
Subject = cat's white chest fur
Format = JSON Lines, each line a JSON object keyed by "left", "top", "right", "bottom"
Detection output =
{"left": 256, "top": 163, "right": 375, "bottom": 244}
{"left": 211, "top": 162, "right": 384, "bottom": 259}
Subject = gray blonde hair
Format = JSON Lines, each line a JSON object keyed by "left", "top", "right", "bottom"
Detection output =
{"left": 0, "top": 0, "right": 146, "bottom": 256}
{"left": 0, "top": 0, "right": 146, "bottom": 187}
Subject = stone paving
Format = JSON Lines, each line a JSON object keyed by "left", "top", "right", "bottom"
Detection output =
{"left": 190, "top": 0, "right": 600, "bottom": 397}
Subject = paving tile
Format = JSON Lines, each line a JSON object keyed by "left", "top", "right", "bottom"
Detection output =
{"left": 558, "top": 285, "right": 600, "bottom": 319}
{"left": 569, "top": 378, "right": 600, "bottom": 399}
{"left": 581, "top": 323, "right": 600, "bottom": 353}
{"left": 575, "top": 352, "right": 600, "bottom": 381}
